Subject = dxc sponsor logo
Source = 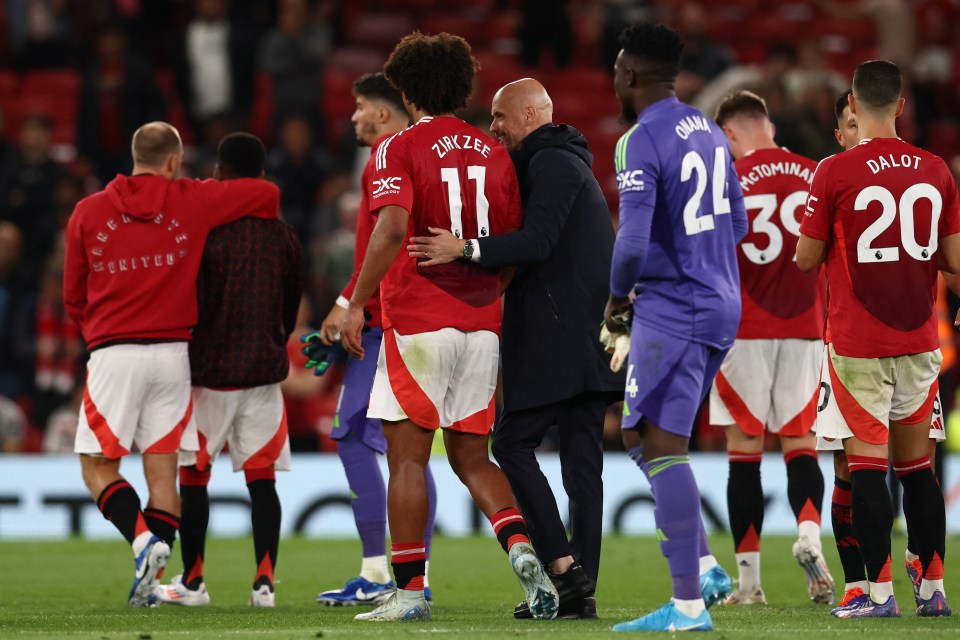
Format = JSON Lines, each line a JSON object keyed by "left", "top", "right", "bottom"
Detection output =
{"left": 372, "top": 177, "right": 402, "bottom": 195}
{"left": 617, "top": 169, "right": 645, "bottom": 192}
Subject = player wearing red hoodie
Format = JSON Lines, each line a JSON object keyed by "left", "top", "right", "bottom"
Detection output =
{"left": 64, "top": 122, "right": 280, "bottom": 607}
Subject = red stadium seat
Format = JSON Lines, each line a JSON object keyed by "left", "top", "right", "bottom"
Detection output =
{"left": 154, "top": 68, "right": 194, "bottom": 146}
{"left": 346, "top": 12, "right": 416, "bottom": 48}
{"left": 21, "top": 69, "right": 81, "bottom": 100}
{"left": 249, "top": 73, "right": 275, "bottom": 146}
{"left": 326, "top": 47, "right": 386, "bottom": 73}
{"left": 419, "top": 15, "right": 487, "bottom": 45}
{"left": 0, "top": 69, "right": 18, "bottom": 112}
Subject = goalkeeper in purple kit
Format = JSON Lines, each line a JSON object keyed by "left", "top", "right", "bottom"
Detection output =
{"left": 604, "top": 21, "right": 747, "bottom": 633}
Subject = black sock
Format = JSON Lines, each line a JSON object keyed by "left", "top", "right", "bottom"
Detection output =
{"left": 831, "top": 478, "right": 866, "bottom": 584}
{"left": 727, "top": 456, "right": 763, "bottom": 553}
{"left": 786, "top": 450, "right": 824, "bottom": 523}
{"left": 179, "top": 483, "right": 210, "bottom": 590}
{"left": 849, "top": 464, "right": 893, "bottom": 583}
{"left": 897, "top": 461, "right": 945, "bottom": 581}
{"left": 248, "top": 478, "right": 281, "bottom": 590}
{"left": 144, "top": 508, "right": 180, "bottom": 550}
{"left": 97, "top": 480, "right": 146, "bottom": 545}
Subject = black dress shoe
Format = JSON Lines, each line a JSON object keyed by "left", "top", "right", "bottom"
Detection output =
{"left": 514, "top": 562, "right": 598, "bottom": 619}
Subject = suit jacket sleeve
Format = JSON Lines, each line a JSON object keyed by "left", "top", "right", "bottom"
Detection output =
{"left": 476, "top": 148, "right": 584, "bottom": 268}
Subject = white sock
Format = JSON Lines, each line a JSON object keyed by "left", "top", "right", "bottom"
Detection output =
{"left": 132, "top": 530, "right": 153, "bottom": 557}
{"left": 424, "top": 560, "right": 430, "bottom": 588}
{"left": 919, "top": 579, "right": 945, "bottom": 600}
{"left": 698, "top": 554, "right": 718, "bottom": 574}
{"left": 735, "top": 551, "right": 761, "bottom": 590}
{"left": 797, "top": 521, "right": 822, "bottom": 551}
{"left": 869, "top": 581, "right": 894, "bottom": 602}
{"left": 845, "top": 580, "right": 868, "bottom": 593}
{"left": 905, "top": 549, "right": 919, "bottom": 563}
{"left": 360, "top": 555, "right": 390, "bottom": 584}
{"left": 673, "top": 597, "right": 706, "bottom": 618}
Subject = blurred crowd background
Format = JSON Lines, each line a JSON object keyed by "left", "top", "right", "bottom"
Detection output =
{"left": 1, "top": 0, "right": 959, "bottom": 456}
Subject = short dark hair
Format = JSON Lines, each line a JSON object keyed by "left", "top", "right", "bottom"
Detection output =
{"left": 618, "top": 21, "right": 685, "bottom": 78}
{"left": 834, "top": 90, "right": 852, "bottom": 122}
{"left": 383, "top": 32, "right": 478, "bottom": 115}
{"left": 353, "top": 72, "right": 407, "bottom": 116}
{"left": 714, "top": 90, "right": 768, "bottom": 126}
{"left": 216, "top": 132, "right": 265, "bottom": 179}
{"left": 852, "top": 60, "right": 901, "bottom": 111}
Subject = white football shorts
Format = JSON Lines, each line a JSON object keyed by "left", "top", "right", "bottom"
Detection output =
{"left": 75, "top": 342, "right": 198, "bottom": 458}
{"left": 368, "top": 327, "right": 498, "bottom": 434}
{"left": 709, "top": 338, "right": 821, "bottom": 436}
{"left": 815, "top": 343, "right": 941, "bottom": 447}
{"left": 179, "top": 383, "right": 291, "bottom": 472}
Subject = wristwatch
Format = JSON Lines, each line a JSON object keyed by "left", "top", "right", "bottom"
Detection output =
{"left": 462, "top": 239, "right": 475, "bottom": 259}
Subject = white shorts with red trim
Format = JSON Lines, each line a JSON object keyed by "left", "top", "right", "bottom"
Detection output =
{"left": 815, "top": 344, "right": 941, "bottom": 447}
{"left": 709, "top": 338, "right": 821, "bottom": 436}
{"left": 368, "top": 327, "right": 498, "bottom": 434}
{"left": 178, "top": 384, "right": 291, "bottom": 473}
{"left": 74, "top": 343, "right": 198, "bottom": 458}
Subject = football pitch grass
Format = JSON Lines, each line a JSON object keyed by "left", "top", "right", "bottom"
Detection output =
{"left": 2, "top": 535, "right": 959, "bottom": 639}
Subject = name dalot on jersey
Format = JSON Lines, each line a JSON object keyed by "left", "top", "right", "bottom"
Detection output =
{"left": 371, "top": 176, "right": 402, "bottom": 197}
{"left": 617, "top": 169, "right": 644, "bottom": 193}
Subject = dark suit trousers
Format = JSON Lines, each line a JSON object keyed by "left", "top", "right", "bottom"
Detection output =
{"left": 491, "top": 390, "right": 606, "bottom": 583}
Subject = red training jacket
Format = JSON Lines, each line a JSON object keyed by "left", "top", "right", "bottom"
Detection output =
{"left": 63, "top": 174, "right": 280, "bottom": 349}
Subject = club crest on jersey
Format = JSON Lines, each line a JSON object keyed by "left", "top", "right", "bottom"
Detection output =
{"left": 372, "top": 177, "right": 402, "bottom": 196}
{"left": 617, "top": 169, "right": 645, "bottom": 193}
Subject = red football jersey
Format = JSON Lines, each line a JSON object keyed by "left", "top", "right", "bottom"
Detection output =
{"left": 734, "top": 148, "right": 824, "bottom": 339}
{"left": 800, "top": 138, "right": 960, "bottom": 358}
{"left": 368, "top": 116, "right": 522, "bottom": 335}
{"left": 339, "top": 138, "right": 385, "bottom": 328}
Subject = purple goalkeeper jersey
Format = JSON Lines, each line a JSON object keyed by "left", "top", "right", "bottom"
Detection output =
{"left": 611, "top": 97, "right": 747, "bottom": 350}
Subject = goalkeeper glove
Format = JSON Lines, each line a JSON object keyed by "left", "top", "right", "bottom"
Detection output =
{"left": 300, "top": 331, "right": 348, "bottom": 376}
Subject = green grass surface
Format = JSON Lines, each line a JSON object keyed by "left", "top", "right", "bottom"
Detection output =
{"left": 1, "top": 534, "right": 958, "bottom": 638}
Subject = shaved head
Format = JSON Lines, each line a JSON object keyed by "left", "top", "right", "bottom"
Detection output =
{"left": 131, "top": 122, "right": 183, "bottom": 169}
{"left": 490, "top": 78, "right": 554, "bottom": 150}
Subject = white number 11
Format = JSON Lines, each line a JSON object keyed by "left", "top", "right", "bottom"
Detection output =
{"left": 441, "top": 166, "right": 490, "bottom": 238}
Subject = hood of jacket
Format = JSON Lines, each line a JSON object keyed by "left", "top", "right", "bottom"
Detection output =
{"left": 511, "top": 123, "right": 593, "bottom": 172}
{"left": 105, "top": 174, "right": 170, "bottom": 220}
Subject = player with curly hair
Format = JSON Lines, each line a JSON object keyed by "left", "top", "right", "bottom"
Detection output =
{"left": 340, "top": 32, "right": 558, "bottom": 622}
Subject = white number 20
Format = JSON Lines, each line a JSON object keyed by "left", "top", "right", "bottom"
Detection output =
{"left": 441, "top": 166, "right": 490, "bottom": 239}
{"left": 680, "top": 147, "right": 731, "bottom": 236}
{"left": 856, "top": 183, "right": 941, "bottom": 263}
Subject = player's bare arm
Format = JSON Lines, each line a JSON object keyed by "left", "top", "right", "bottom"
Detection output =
{"left": 795, "top": 234, "right": 827, "bottom": 272}
{"left": 342, "top": 204, "right": 410, "bottom": 359}
{"left": 407, "top": 226, "right": 465, "bottom": 266}
{"left": 937, "top": 232, "right": 960, "bottom": 275}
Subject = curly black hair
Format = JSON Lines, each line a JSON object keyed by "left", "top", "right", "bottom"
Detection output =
{"left": 618, "top": 21, "right": 684, "bottom": 78}
{"left": 217, "top": 132, "right": 265, "bottom": 179}
{"left": 383, "top": 31, "right": 479, "bottom": 115}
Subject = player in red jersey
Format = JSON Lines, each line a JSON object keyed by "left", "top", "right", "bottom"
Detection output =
{"left": 308, "top": 73, "right": 439, "bottom": 608}
{"left": 64, "top": 122, "right": 280, "bottom": 607}
{"left": 710, "top": 90, "right": 833, "bottom": 606}
{"left": 798, "top": 60, "right": 960, "bottom": 618}
{"left": 339, "top": 32, "right": 558, "bottom": 621}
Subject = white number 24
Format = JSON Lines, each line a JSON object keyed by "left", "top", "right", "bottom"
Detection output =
{"left": 680, "top": 147, "right": 731, "bottom": 236}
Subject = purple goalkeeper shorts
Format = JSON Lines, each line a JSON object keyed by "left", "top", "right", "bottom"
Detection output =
{"left": 331, "top": 327, "right": 386, "bottom": 454}
{"left": 622, "top": 323, "right": 728, "bottom": 437}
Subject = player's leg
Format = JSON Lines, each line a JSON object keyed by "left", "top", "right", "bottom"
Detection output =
{"left": 245, "top": 466, "right": 281, "bottom": 607}
{"left": 613, "top": 335, "right": 724, "bottom": 632}
{"left": 903, "top": 400, "right": 944, "bottom": 605}
{"left": 319, "top": 329, "right": 396, "bottom": 606}
{"left": 830, "top": 451, "right": 869, "bottom": 606}
{"left": 723, "top": 425, "right": 766, "bottom": 604}
{"left": 354, "top": 418, "right": 433, "bottom": 621}
{"left": 889, "top": 377, "right": 949, "bottom": 616}
{"left": 445, "top": 427, "right": 558, "bottom": 620}
{"left": 782, "top": 433, "right": 832, "bottom": 604}
{"left": 423, "top": 460, "right": 437, "bottom": 600}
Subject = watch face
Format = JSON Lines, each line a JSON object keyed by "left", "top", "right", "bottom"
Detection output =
{"left": 463, "top": 241, "right": 473, "bottom": 257}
